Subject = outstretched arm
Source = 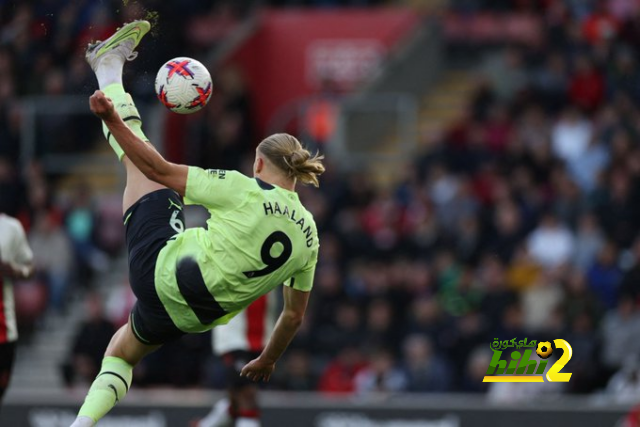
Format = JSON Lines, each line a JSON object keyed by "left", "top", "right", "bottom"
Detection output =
{"left": 90, "top": 90, "right": 188, "bottom": 195}
{"left": 240, "top": 286, "right": 310, "bottom": 382}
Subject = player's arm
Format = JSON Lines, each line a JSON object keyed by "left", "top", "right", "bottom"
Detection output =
{"left": 240, "top": 286, "right": 310, "bottom": 382}
{"left": 89, "top": 90, "right": 188, "bottom": 195}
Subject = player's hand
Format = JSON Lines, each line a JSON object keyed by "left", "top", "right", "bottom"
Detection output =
{"left": 240, "top": 357, "right": 275, "bottom": 382}
{"left": 89, "top": 90, "right": 116, "bottom": 121}
{"left": 0, "top": 262, "right": 14, "bottom": 278}
{"left": 0, "top": 262, "right": 22, "bottom": 279}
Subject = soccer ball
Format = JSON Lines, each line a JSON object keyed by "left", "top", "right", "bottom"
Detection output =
{"left": 155, "top": 57, "right": 213, "bottom": 114}
{"left": 536, "top": 341, "right": 553, "bottom": 359}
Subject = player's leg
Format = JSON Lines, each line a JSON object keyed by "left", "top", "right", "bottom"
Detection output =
{"left": 234, "top": 385, "right": 261, "bottom": 427}
{"left": 122, "top": 158, "right": 166, "bottom": 214}
{"left": 196, "top": 350, "right": 262, "bottom": 427}
{"left": 0, "top": 342, "right": 16, "bottom": 404}
{"left": 196, "top": 397, "right": 233, "bottom": 427}
{"left": 85, "top": 20, "right": 166, "bottom": 213}
{"left": 197, "top": 384, "right": 260, "bottom": 427}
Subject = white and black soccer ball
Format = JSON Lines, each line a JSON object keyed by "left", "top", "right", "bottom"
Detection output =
{"left": 154, "top": 57, "right": 213, "bottom": 114}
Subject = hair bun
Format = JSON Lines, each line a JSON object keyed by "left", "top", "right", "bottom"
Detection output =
{"left": 259, "top": 133, "right": 325, "bottom": 187}
{"left": 289, "top": 149, "right": 310, "bottom": 167}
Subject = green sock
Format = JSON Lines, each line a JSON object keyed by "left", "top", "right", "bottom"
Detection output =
{"left": 102, "top": 83, "right": 149, "bottom": 161}
{"left": 77, "top": 356, "right": 133, "bottom": 423}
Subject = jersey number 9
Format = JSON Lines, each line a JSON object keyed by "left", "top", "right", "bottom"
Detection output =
{"left": 243, "top": 231, "right": 292, "bottom": 278}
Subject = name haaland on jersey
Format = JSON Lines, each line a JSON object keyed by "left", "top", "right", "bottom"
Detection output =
{"left": 262, "top": 201, "right": 314, "bottom": 248}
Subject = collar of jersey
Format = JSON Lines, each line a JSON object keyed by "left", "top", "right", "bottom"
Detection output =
{"left": 255, "top": 178, "right": 275, "bottom": 190}
{"left": 255, "top": 178, "right": 299, "bottom": 198}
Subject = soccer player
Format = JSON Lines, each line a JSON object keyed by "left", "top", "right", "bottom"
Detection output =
{"left": 196, "top": 293, "right": 278, "bottom": 427}
{"left": 0, "top": 213, "right": 35, "bottom": 403}
{"left": 71, "top": 20, "right": 323, "bottom": 427}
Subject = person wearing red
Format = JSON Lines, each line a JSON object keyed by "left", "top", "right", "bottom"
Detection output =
{"left": 569, "top": 56, "right": 604, "bottom": 112}
{"left": 582, "top": 1, "right": 619, "bottom": 45}
{"left": 318, "top": 346, "right": 368, "bottom": 394}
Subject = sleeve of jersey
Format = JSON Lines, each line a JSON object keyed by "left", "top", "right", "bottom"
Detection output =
{"left": 12, "top": 220, "right": 33, "bottom": 266}
{"left": 184, "top": 167, "right": 253, "bottom": 209}
{"left": 286, "top": 248, "right": 318, "bottom": 293}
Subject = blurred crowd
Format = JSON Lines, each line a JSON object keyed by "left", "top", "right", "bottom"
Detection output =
{"left": 273, "top": 0, "right": 640, "bottom": 398}
{"left": 3, "top": 0, "right": 640, "bottom": 401}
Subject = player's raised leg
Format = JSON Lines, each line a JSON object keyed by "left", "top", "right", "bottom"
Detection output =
{"left": 71, "top": 22, "right": 162, "bottom": 427}
{"left": 85, "top": 20, "right": 166, "bottom": 213}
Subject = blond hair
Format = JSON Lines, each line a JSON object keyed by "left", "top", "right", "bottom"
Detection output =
{"left": 258, "top": 133, "right": 325, "bottom": 187}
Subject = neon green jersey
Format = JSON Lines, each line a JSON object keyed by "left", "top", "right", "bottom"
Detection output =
{"left": 155, "top": 167, "right": 318, "bottom": 333}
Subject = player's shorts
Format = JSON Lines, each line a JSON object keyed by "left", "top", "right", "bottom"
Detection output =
{"left": 124, "top": 189, "right": 186, "bottom": 345}
{"left": 222, "top": 350, "right": 262, "bottom": 389}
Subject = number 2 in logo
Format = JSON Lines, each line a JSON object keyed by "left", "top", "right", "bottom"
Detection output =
{"left": 243, "top": 231, "right": 292, "bottom": 278}
{"left": 546, "top": 339, "right": 573, "bottom": 382}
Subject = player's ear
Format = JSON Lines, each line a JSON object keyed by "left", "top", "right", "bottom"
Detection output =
{"left": 254, "top": 156, "right": 264, "bottom": 175}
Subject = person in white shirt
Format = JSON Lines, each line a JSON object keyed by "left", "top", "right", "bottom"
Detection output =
{"left": 0, "top": 213, "right": 34, "bottom": 401}
{"left": 527, "top": 213, "right": 575, "bottom": 270}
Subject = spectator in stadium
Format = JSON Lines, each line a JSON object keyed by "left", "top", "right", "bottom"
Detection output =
{"left": 61, "top": 293, "right": 116, "bottom": 388}
{"left": 551, "top": 108, "right": 593, "bottom": 164}
{"left": 561, "top": 270, "right": 604, "bottom": 328}
{"left": 481, "top": 47, "right": 529, "bottom": 101}
{"left": 318, "top": 346, "right": 367, "bottom": 394}
{"left": 460, "top": 346, "right": 491, "bottom": 393}
{"left": 0, "top": 213, "right": 34, "bottom": 402}
{"left": 601, "top": 295, "right": 640, "bottom": 373}
{"left": 354, "top": 348, "right": 407, "bottom": 394}
{"left": 314, "top": 302, "right": 363, "bottom": 356}
{"left": 567, "top": 137, "right": 609, "bottom": 194}
{"left": 587, "top": 242, "right": 623, "bottom": 309}
{"left": 303, "top": 78, "right": 340, "bottom": 150}
{"left": 402, "top": 335, "right": 452, "bottom": 392}
{"left": 568, "top": 55, "right": 605, "bottom": 112}
{"left": 564, "top": 311, "right": 600, "bottom": 393}
{"left": 0, "top": 158, "right": 24, "bottom": 216}
{"left": 619, "top": 237, "right": 640, "bottom": 300}
{"left": 28, "top": 211, "right": 73, "bottom": 311}
{"left": 582, "top": 1, "right": 620, "bottom": 45}
{"left": 521, "top": 271, "right": 564, "bottom": 332}
{"left": 64, "top": 184, "right": 109, "bottom": 282}
{"left": 573, "top": 214, "right": 606, "bottom": 272}
{"left": 606, "top": 357, "right": 640, "bottom": 403}
{"left": 526, "top": 213, "right": 575, "bottom": 270}
{"left": 271, "top": 350, "right": 318, "bottom": 391}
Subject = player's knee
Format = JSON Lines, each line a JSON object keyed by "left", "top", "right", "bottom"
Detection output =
{"left": 235, "top": 386, "right": 258, "bottom": 410}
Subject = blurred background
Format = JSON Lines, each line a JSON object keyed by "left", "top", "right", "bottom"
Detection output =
{"left": 2, "top": 0, "right": 640, "bottom": 426}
